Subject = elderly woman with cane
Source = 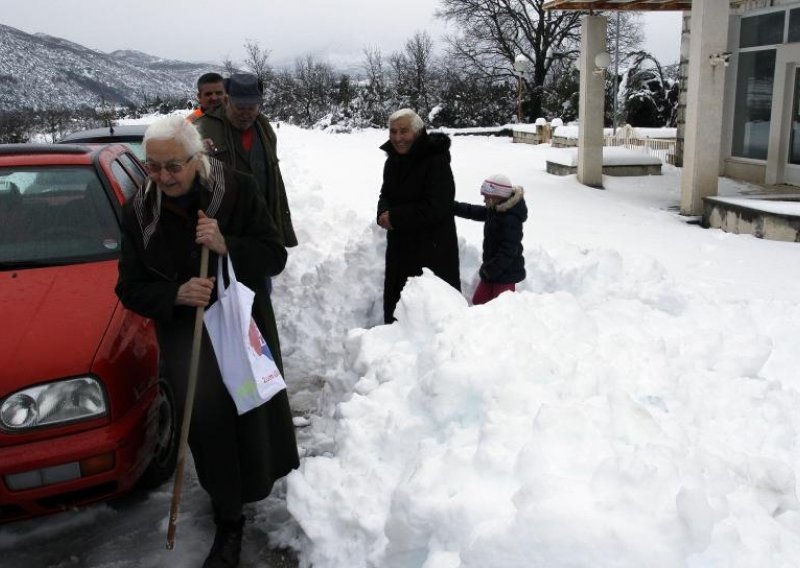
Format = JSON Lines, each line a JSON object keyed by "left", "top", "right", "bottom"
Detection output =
{"left": 115, "top": 114, "right": 299, "bottom": 568}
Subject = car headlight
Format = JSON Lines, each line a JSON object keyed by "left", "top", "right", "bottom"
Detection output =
{"left": 0, "top": 377, "right": 107, "bottom": 432}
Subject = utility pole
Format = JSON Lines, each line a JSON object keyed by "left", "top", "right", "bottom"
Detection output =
{"left": 613, "top": 12, "right": 620, "bottom": 135}
{"left": 514, "top": 54, "right": 530, "bottom": 124}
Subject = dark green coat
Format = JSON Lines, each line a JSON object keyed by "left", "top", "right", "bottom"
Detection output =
{"left": 194, "top": 108, "right": 298, "bottom": 248}
{"left": 115, "top": 158, "right": 299, "bottom": 513}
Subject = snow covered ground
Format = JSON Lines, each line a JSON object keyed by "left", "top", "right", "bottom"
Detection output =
{"left": 3, "top": 120, "right": 800, "bottom": 567}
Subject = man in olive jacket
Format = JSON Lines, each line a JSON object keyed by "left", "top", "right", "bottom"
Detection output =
{"left": 116, "top": 115, "right": 298, "bottom": 568}
{"left": 194, "top": 73, "right": 297, "bottom": 248}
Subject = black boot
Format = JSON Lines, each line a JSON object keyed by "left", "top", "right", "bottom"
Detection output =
{"left": 202, "top": 516, "right": 244, "bottom": 568}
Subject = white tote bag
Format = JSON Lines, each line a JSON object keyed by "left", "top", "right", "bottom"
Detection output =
{"left": 203, "top": 255, "right": 286, "bottom": 415}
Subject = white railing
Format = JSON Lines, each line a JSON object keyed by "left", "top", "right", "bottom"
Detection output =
{"left": 604, "top": 125, "right": 677, "bottom": 165}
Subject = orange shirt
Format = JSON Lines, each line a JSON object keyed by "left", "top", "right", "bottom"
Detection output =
{"left": 186, "top": 108, "right": 204, "bottom": 123}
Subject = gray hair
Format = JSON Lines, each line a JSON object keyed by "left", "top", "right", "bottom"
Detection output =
{"left": 388, "top": 108, "right": 424, "bottom": 133}
{"left": 143, "top": 114, "right": 210, "bottom": 178}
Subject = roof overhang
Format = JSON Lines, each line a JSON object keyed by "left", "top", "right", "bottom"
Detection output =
{"left": 543, "top": 0, "right": 691, "bottom": 10}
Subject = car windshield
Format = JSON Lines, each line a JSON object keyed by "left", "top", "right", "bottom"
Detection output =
{"left": 124, "top": 142, "right": 145, "bottom": 161}
{"left": 0, "top": 166, "right": 121, "bottom": 268}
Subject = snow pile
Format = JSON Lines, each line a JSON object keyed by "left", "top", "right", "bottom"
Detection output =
{"left": 269, "top": 126, "right": 800, "bottom": 568}
{"left": 284, "top": 248, "right": 800, "bottom": 567}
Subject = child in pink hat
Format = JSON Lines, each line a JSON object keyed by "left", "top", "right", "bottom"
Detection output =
{"left": 454, "top": 173, "right": 528, "bottom": 305}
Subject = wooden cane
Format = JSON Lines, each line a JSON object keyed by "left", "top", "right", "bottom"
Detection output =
{"left": 166, "top": 245, "right": 210, "bottom": 550}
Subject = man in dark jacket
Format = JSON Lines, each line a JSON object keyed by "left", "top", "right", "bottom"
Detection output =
{"left": 115, "top": 115, "right": 299, "bottom": 568}
{"left": 195, "top": 73, "right": 297, "bottom": 248}
{"left": 377, "top": 108, "right": 461, "bottom": 323}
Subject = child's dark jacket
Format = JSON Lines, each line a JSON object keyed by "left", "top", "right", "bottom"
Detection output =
{"left": 454, "top": 187, "right": 527, "bottom": 284}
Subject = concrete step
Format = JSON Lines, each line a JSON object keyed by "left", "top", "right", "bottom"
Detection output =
{"left": 702, "top": 194, "right": 800, "bottom": 242}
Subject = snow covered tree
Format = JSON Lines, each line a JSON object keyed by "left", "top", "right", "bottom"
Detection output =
{"left": 334, "top": 74, "right": 355, "bottom": 108}
{"left": 433, "top": 66, "right": 515, "bottom": 127}
{"left": 264, "top": 68, "right": 299, "bottom": 122}
{"left": 620, "top": 51, "right": 679, "bottom": 127}
{"left": 540, "top": 60, "right": 579, "bottom": 123}
{"left": 292, "top": 55, "right": 336, "bottom": 125}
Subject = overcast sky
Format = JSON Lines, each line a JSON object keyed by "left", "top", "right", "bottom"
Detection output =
{"left": 3, "top": 0, "right": 683, "bottom": 69}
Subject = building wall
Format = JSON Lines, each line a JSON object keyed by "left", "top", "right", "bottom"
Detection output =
{"left": 723, "top": 158, "right": 768, "bottom": 183}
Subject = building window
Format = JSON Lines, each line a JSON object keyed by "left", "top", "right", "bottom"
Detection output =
{"left": 731, "top": 50, "right": 776, "bottom": 160}
{"left": 740, "top": 11, "right": 785, "bottom": 48}
{"left": 789, "top": 9, "right": 800, "bottom": 43}
{"left": 789, "top": 69, "right": 800, "bottom": 165}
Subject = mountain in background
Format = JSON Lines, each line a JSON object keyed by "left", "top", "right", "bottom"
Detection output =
{"left": 0, "top": 24, "right": 227, "bottom": 111}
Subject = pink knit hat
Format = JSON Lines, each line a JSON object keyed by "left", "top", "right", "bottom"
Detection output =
{"left": 480, "top": 173, "right": 513, "bottom": 198}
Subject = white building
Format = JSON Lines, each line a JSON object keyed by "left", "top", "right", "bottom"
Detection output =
{"left": 544, "top": 0, "right": 800, "bottom": 222}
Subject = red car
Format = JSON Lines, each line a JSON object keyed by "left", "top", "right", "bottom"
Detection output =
{"left": 0, "top": 143, "right": 177, "bottom": 522}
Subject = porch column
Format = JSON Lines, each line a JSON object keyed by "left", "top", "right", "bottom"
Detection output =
{"left": 680, "top": 0, "right": 730, "bottom": 215}
{"left": 577, "top": 14, "right": 607, "bottom": 189}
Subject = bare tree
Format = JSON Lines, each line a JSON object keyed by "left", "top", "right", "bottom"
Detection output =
{"left": 39, "top": 107, "right": 72, "bottom": 142}
{"left": 389, "top": 31, "right": 436, "bottom": 117}
{"left": 221, "top": 55, "right": 239, "bottom": 76}
{"left": 406, "top": 31, "right": 435, "bottom": 113}
{"left": 437, "top": 0, "right": 584, "bottom": 119}
{"left": 388, "top": 51, "right": 409, "bottom": 106}
{"left": 607, "top": 12, "right": 643, "bottom": 57}
{"left": 361, "top": 46, "right": 388, "bottom": 124}
{"left": 243, "top": 39, "right": 272, "bottom": 86}
{"left": 363, "top": 46, "right": 385, "bottom": 93}
{"left": 0, "top": 110, "right": 33, "bottom": 143}
{"left": 604, "top": 11, "right": 645, "bottom": 127}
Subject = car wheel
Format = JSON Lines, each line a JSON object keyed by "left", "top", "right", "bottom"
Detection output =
{"left": 137, "top": 378, "right": 178, "bottom": 489}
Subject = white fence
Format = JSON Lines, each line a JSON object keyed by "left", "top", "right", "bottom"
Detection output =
{"left": 603, "top": 125, "right": 677, "bottom": 165}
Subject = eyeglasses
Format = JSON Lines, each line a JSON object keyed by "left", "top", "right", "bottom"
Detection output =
{"left": 144, "top": 156, "right": 194, "bottom": 175}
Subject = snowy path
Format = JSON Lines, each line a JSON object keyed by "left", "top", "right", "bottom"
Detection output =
{"left": 3, "top": 124, "right": 800, "bottom": 567}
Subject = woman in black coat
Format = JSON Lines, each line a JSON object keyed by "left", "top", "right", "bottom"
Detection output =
{"left": 377, "top": 109, "right": 461, "bottom": 323}
{"left": 115, "top": 115, "right": 298, "bottom": 568}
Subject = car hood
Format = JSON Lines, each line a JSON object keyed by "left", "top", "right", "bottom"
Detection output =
{"left": 0, "top": 261, "right": 120, "bottom": 391}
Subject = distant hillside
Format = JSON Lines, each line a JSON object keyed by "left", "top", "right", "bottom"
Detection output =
{"left": 0, "top": 24, "right": 227, "bottom": 111}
